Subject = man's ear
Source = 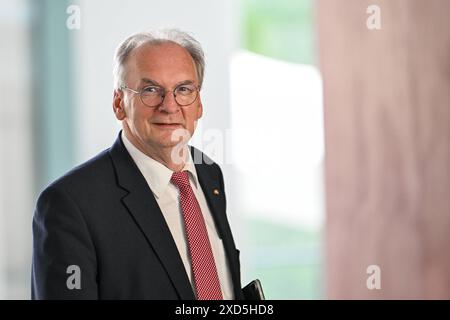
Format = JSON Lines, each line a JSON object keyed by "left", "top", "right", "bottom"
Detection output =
{"left": 113, "top": 89, "right": 126, "bottom": 120}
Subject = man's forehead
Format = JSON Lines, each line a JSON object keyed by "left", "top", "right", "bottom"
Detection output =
{"left": 125, "top": 42, "right": 197, "bottom": 81}
{"left": 133, "top": 42, "right": 193, "bottom": 64}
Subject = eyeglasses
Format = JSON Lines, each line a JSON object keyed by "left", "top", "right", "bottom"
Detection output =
{"left": 120, "top": 83, "right": 199, "bottom": 108}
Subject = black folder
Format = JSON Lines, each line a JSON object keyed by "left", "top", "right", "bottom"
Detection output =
{"left": 242, "top": 279, "right": 265, "bottom": 300}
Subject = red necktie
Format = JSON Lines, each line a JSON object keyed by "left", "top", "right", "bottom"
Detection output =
{"left": 171, "top": 171, "right": 223, "bottom": 300}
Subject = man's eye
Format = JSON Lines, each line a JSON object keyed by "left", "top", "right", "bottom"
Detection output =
{"left": 142, "top": 86, "right": 160, "bottom": 94}
{"left": 176, "top": 85, "right": 194, "bottom": 94}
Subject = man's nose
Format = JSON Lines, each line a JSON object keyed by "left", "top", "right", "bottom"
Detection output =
{"left": 158, "top": 91, "right": 179, "bottom": 113}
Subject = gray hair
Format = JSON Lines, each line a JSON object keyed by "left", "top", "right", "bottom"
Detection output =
{"left": 113, "top": 29, "right": 205, "bottom": 89}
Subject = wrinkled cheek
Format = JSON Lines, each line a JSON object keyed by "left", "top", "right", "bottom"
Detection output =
{"left": 186, "top": 123, "right": 197, "bottom": 138}
{"left": 143, "top": 121, "right": 154, "bottom": 136}
{"left": 134, "top": 116, "right": 152, "bottom": 136}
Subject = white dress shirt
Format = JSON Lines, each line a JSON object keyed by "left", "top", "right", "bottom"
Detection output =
{"left": 121, "top": 132, "right": 234, "bottom": 299}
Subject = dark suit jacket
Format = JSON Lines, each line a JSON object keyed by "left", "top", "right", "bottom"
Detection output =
{"left": 31, "top": 133, "right": 243, "bottom": 299}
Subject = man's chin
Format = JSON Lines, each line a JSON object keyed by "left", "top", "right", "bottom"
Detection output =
{"left": 150, "top": 139, "right": 189, "bottom": 164}
{"left": 154, "top": 138, "right": 187, "bottom": 149}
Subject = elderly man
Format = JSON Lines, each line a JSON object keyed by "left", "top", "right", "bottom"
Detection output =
{"left": 32, "top": 29, "right": 243, "bottom": 300}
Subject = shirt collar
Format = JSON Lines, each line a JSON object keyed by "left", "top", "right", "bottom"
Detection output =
{"left": 121, "top": 132, "right": 199, "bottom": 198}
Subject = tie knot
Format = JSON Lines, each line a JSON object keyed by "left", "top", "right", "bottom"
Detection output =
{"left": 171, "top": 171, "right": 190, "bottom": 188}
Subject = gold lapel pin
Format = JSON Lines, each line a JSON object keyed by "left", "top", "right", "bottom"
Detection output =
{"left": 213, "top": 189, "right": 220, "bottom": 195}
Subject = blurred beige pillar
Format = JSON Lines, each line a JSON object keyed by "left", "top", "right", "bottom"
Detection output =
{"left": 318, "top": 0, "right": 450, "bottom": 299}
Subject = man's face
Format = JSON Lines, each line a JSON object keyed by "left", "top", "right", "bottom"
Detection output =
{"left": 113, "top": 42, "right": 203, "bottom": 154}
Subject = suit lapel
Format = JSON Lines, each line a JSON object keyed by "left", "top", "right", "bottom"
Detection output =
{"left": 109, "top": 134, "right": 195, "bottom": 300}
{"left": 191, "top": 147, "right": 244, "bottom": 299}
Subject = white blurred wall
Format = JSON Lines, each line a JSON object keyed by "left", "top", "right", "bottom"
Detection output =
{"left": 0, "top": 0, "right": 34, "bottom": 299}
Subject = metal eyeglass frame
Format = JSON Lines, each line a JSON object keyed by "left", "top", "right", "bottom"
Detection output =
{"left": 120, "top": 84, "right": 200, "bottom": 108}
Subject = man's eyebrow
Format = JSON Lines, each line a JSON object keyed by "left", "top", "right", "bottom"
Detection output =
{"left": 140, "top": 78, "right": 196, "bottom": 87}
{"left": 141, "top": 78, "right": 160, "bottom": 86}
{"left": 175, "top": 80, "right": 195, "bottom": 86}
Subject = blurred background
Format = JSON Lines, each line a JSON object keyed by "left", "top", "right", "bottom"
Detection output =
{"left": 0, "top": 0, "right": 449, "bottom": 299}
{"left": 0, "top": 0, "right": 324, "bottom": 299}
